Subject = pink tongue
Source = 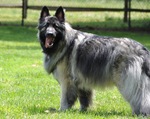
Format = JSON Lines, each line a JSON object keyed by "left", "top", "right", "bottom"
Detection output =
{"left": 45, "top": 37, "right": 53, "bottom": 48}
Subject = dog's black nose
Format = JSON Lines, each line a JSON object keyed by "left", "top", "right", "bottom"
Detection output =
{"left": 45, "top": 27, "right": 56, "bottom": 37}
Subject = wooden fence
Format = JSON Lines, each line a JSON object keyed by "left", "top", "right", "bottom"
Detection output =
{"left": 0, "top": 0, "right": 150, "bottom": 30}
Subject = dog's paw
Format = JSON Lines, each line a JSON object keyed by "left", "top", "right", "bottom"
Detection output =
{"left": 79, "top": 107, "right": 87, "bottom": 112}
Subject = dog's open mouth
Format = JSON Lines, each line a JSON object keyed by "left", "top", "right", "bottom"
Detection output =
{"left": 45, "top": 35, "right": 55, "bottom": 48}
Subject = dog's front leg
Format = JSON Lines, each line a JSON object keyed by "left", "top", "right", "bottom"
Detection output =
{"left": 53, "top": 60, "right": 78, "bottom": 111}
{"left": 78, "top": 89, "right": 93, "bottom": 111}
{"left": 60, "top": 81, "right": 78, "bottom": 111}
{"left": 60, "top": 82, "right": 70, "bottom": 111}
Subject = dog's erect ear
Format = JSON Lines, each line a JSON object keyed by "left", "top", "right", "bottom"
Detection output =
{"left": 55, "top": 6, "right": 65, "bottom": 22}
{"left": 40, "top": 6, "right": 50, "bottom": 19}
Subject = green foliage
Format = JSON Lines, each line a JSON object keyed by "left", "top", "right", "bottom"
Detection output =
{"left": 0, "top": 26, "right": 149, "bottom": 118}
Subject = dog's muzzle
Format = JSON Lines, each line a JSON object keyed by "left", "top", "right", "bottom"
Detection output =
{"left": 45, "top": 27, "right": 56, "bottom": 48}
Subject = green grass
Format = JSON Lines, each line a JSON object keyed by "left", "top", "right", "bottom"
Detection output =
{"left": 0, "top": 25, "right": 150, "bottom": 119}
{"left": 0, "top": 1, "right": 150, "bottom": 118}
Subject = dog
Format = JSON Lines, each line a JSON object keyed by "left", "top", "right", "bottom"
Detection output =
{"left": 38, "top": 6, "right": 150, "bottom": 116}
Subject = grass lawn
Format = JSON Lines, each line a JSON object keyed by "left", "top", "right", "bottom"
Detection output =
{"left": 0, "top": 25, "right": 150, "bottom": 119}
{"left": 0, "top": 0, "right": 150, "bottom": 118}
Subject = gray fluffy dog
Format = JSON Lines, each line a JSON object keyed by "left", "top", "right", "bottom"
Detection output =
{"left": 38, "top": 6, "right": 150, "bottom": 116}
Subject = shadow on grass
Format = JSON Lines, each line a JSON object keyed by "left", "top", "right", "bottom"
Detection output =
{"left": 5, "top": 45, "right": 40, "bottom": 50}
{"left": 85, "top": 110, "right": 131, "bottom": 117}
{"left": 1, "top": 20, "right": 150, "bottom": 52}
{"left": 0, "top": 17, "right": 150, "bottom": 43}
{"left": 0, "top": 26, "right": 37, "bottom": 43}
{"left": 1, "top": 17, "right": 150, "bottom": 37}
{"left": 71, "top": 18, "right": 150, "bottom": 32}
{"left": 27, "top": 106, "right": 132, "bottom": 118}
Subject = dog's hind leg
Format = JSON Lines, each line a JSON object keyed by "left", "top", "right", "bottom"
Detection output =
{"left": 78, "top": 89, "right": 93, "bottom": 111}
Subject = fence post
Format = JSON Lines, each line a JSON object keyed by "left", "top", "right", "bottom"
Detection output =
{"left": 128, "top": 0, "right": 131, "bottom": 30}
{"left": 22, "top": 0, "right": 28, "bottom": 26}
{"left": 124, "top": 0, "right": 131, "bottom": 30}
{"left": 124, "top": 0, "right": 128, "bottom": 22}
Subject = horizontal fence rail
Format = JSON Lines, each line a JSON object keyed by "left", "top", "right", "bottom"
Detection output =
{"left": 27, "top": 6, "right": 150, "bottom": 13}
{"left": 0, "top": 5, "right": 22, "bottom": 8}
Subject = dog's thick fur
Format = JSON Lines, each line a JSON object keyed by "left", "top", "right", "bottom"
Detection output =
{"left": 38, "top": 6, "right": 150, "bottom": 116}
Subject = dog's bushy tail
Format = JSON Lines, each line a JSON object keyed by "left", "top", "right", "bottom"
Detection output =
{"left": 139, "top": 56, "right": 150, "bottom": 116}
{"left": 117, "top": 54, "right": 150, "bottom": 116}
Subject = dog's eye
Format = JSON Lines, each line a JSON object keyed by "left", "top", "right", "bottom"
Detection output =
{"left": 41, "top": 27, "right": 46, "bottom": 32}
{"left": 46, "top": 22, "right": 50, "bottom": 27}
{"left": 53, "top": 23, "right": 58, "bottom": 28}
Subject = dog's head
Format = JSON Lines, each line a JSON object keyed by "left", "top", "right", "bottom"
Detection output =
{"left": 38, "top": 6, "right": 65, "bottom": 54}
